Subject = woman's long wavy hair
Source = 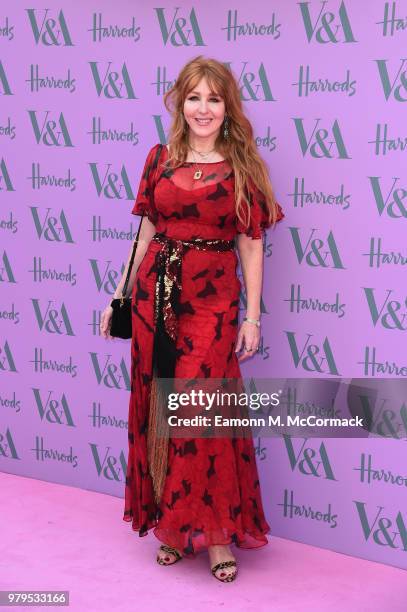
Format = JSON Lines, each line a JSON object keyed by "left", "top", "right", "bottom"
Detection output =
{"left": 162, "top": 55, "right": 280, "bottom": 227}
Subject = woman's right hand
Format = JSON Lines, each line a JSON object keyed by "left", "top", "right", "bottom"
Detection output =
{"left": 100, "top": 305, "right": 114, "bottom": 339}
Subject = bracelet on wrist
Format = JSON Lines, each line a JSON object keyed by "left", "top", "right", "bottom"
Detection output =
{"left": 243, "top": 316, "right": 260, "bottom": 327}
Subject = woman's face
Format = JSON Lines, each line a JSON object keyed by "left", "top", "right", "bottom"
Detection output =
{"left": 183, "top": 77, "right": 225, "bottom": 142}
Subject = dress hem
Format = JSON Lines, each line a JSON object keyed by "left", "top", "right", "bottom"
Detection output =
{"left": 123, "top": 515, "right": 270, "bottom": 557}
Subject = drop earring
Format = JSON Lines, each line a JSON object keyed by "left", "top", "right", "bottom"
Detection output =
{"left": 223, "top": 115, "right": 229, "bottom": 140}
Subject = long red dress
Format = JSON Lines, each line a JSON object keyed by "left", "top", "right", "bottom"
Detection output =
{"left": 123, "top": 143, "right": 284, "bottom": 557}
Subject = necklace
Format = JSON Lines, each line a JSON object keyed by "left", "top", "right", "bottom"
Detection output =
{"left": 189, "top": 145, "right": 216, "bottom": 159}
{"left": 188, "top": 146, "right": 218, "bottom": 180}
{"left": 191, "top": 149, "right": 203, "bottom": 180}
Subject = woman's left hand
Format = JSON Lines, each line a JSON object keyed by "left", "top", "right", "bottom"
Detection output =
{"left": 235, "top": 321, "right": 260, "bottom": 362}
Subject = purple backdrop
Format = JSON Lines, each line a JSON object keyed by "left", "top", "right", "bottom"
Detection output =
{"left": 0, "top": 0, "right": 406, "bottom": 570}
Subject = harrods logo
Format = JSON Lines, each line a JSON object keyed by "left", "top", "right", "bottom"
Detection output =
{"left": 286, "top": 332, "right": 340, "bottom": 375}
{"left": 26, "top": 9, "right": 73, "bottom": 46}
{"left": 0, "top": 17, "right": 14, "bottom": 41}
{"left": 282, "top": 385, "right": 341, "bottom": 419}
{"left": 88, "top": 310, "right": 101, "bottom": 336}
{"left": 88, "top": 117, "right": 139, "bottom": 146}
{"left": 155, "top": 7, "right": 205, "bottom": 46}
{"left": 0, "top": 212, "right": 14, "bottom": 234}
{"left": 261, "top": 233, "right": 275, "bottom": 258}
{"left": 222, "top": 9, "right": 281, "bottom": 41}
{"left": 31, "top": 347, "right": 78, "bottom": 378}
{"left": 358, "top": 346, "right": 407, "bottom": 377}
{"left": 29, "top": 257, "right": 77, "bottom": 286}
{"left": 369, "top": 123, "right": 407, "bottom": 155}
{"left": 32, "top": 388, "right": 75, "bottom": 426}
{"left": 285, "top": 284, "right": 346, "bottom": 318}
{"left": 89, "top": 402, "right": 128, "bottom": 429}
{"left": 152, "top": 66, "right": 176, "bottom": 96}
{"left": 278, "top": 489, "right": 338, "bottom": 528}
{"left": 0, "top": 303, "right": 19, "bottom": 325}
{"left": 293, "top": 65, "right": 356, "bottom": 97}
{"left": 363, "top": 237, "right": 407, "bottom": 269}
{"left": 32, "top": 436, "right": 78, "bottom": 467}
{"left": 355, "top": 454, "right": 407, "bottom": 487}
{"left": 26, "top": 65, "right": 76, "bottom": 93}
{"left": 299, "top": 0, "right": 356, "bottom": 43}
{"left": 255, "top": 335, "right": 270, "bottom": 360}
{"left": 89, "top": 13, "right": 141, "bottom": 43}
{"left": 254, "top": 126, "right": 277, "bottom": 152}
{"left": 290, "top": 177, "right": 351, "bottom": 210}
{"left": 378, "top": 2, "right": 407, "bottom": 37}
{"left": 0, "top": 392, "right": 20, "bottom": 412}
{"left": 254, "top": 437, "right": 267, "bottom": 461}
{"left": 0, "top": 117, "right": 16, "bottom": 140}
{"left": 294, "top": 118, "right": 350, "bottom": 159}
{"left": 353, "top": 453, "right": 407, "bottom": 487}
{"left": 88, "top": 216, "right": 137, "bottom": 242}
{"left": 29, "top": 163, "right": 76, "bottom": 191}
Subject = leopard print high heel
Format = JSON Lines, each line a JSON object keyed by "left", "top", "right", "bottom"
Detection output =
{"left": 211, "top": 560, "right": 238, "bottom": 582}
{"left": 156, "top": 544, "right": 183, "bottom": 566}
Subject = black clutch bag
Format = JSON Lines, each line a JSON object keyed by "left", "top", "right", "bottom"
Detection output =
{"left": 109, "top": 211, "right": 144, "bottom": 339}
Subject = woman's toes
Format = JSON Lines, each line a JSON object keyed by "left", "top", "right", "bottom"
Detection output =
{"left": 157, "top": 547, "right": 181, "bottom": 564}
{"left": 215, "top": 566, "right": 236, "bottom": 581}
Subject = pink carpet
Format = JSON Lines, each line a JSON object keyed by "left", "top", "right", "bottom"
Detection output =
{"left": 1, "top": 471, "right": 405, "bottom": 611}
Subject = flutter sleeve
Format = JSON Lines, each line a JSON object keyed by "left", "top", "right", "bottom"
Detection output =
{"left": 235, "top": 180, "right": 285, "bottom": 240}
{"left": 131, "top": 143, "right": 162, "bottom": 225}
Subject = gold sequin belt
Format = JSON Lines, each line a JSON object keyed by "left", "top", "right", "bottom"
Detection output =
{"left": 151, "top": 232, "right": 235, "bottom": 379}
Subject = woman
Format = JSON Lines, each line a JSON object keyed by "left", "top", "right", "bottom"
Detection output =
{"left": 100, "top": 56, "right": 284, "bottom": 583}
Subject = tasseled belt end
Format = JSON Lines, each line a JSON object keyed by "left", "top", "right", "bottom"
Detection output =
{"left": 147, "top": 366, "right": 170, "bottom": 505}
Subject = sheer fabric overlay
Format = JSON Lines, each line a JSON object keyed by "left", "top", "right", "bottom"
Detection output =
{"left": 168, "top": 160, "right": 233, "bottom": 191}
